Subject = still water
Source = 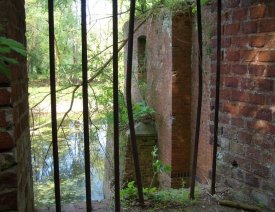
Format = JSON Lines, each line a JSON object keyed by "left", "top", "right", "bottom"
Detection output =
{"left": 31, "top": 120, "right": 107, "bottom": 208}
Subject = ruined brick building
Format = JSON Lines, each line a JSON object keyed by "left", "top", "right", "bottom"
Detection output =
{"left": 0, "top": 0, "right": 274, "bottom": 211}
{"left": 124, "top": 0, "right": 275, "bottom": 210}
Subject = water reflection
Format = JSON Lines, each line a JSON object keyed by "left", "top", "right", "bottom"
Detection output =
{"left": 32, "top": 119, "right": 106, "bottom": 207}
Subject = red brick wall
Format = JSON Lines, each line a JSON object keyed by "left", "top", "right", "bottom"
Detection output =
{"left": 125, "top": 10, "right": 193, "bottom": 188}
{"left": 191, "top": 4, "right": 214, "bottom": 183}
{"left": 171, "top": 13, "right": 192, "bottom": 187}
{"left": 194, "top": 0, "right": 275, "bottom": 209}
{"left": 125, "top": 12, "right": 173, "bottom": 187}
{"left": 0, "top": 0, "right": 34, "bottom": 211}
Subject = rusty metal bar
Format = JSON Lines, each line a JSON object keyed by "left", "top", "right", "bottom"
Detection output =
{"left": 81, "top": 0, "right": 92, "bottom": 210}
{"left": 126, "top": 0, "right": 144, "bottom": 205}
{"left": 48, "top": 0, "right": 61, "bottom": 211}
{"left": 211, "top": 0, "right": 222, "bottom": 195}
{"left": 112, "top": 0, "right": 120, "bottom": 211}
{"left": 190, "top": 0, "right": 203, "bottom": 200}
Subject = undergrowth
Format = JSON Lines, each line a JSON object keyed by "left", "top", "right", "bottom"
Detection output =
{"left": 120, "top": 181, "right": 201, "bottom": 210}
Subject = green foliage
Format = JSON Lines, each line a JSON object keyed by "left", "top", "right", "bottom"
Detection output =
{"left": 120, "top": 181, "right": 157, "bottom": 203}
{"left": 0, "top": 36, "right": 27, "bottom": 78}
{"left": 153, "top": 187, "right": 200, "bottom": 206}
{"left": 151, "top": 145, "right": 171, "bottom": 174}
{"left": 135, "top": 0, "right": 190, "bottom": 12}
{"left": 120, "top": 181, "right": 200, "bottom": 209}
{"left": 133, "top": 101, "right": 155, "bottom": 121}
{"left": 107, "top": 99, "right": 155, "bottom": 129}
{"left": 191, "top": 0, "right": 211, "bottom": 13}
{"left": 120, "top": 181, "right": 138, "bottom": 201}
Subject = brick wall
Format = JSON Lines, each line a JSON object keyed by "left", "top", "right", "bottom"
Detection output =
{"left": 123, "top": 121, "right": 157, "bottom": 187}
{"left": 191, "top": 4, "right": 214, "bottom": 183}
{"left": 194, "top": 0, "right": 275, "bottom": 209}
{"left": 0, "top": 0, "right": 34, "bottom": 211}
{"left": 124, "top": 12, "right": 173, "bottom": 188}
{"left": 125, "top": 10, "right": 193, "bottom": 188}
{"left": 171, "top": 13, "right": 192, "bottom": 187}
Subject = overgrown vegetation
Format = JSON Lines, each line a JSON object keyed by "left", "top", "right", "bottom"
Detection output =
{"left": 25, "top": 0, "right": 205, "bottom": 208}
{"left": 120, "top": 181, "right": 200, "bottom": 210}
{"left": 0, "top": 36, "right": 26, "bottom": 78}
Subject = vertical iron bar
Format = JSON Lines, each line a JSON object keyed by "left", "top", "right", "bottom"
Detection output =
{"left": 113, "top": 0, "right": 120, "bottom": 211}
{"left": 211, "top": 0, "right": 222, "bottom": 195}
{"left": 81, "top": 0, "right": 92, "bottom": 211}
{"left": 48, "top": 0, "right": 61, "bottom": 211}
{"left": 190, "top": 0, "right": 203, "bottom": 200}
{"left": 126, "top": 0, "right": 144, "bottom": 205}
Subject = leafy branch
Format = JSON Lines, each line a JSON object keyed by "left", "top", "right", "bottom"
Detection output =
{"left": 0, "top": 37, "right": 27, "bottom": 78}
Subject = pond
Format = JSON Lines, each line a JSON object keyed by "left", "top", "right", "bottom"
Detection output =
{"left": 31, "top": 118, "right": 108, "bottom": 208}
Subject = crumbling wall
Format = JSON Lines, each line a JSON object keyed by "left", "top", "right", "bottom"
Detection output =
{"left": 0, "top": 0, "right": 34, "bottom": 211}
{"left": 125, "top": 10, "right": 193, "bottom": 188}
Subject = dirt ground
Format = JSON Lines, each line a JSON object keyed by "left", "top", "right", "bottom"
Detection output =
{"left": 37, "top": 185, "right": 266, "bottom": 212}
{"left": 37, "top": 196, "right": 263, "bottom": 212}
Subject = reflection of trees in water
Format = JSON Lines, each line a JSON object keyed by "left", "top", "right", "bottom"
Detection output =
{"left": 31, "top": 117, "right": 107, "bottom": 207}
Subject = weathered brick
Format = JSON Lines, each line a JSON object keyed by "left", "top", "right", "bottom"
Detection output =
{"left": 0, "top": 88, "right": 11, "bottom": 106}
{"left": 250, "top": 162, "right": 270, "bottom": 178}
{"left": 231, "top": 169, "right": 245, "bottom": 181}
{"left": 231, "top": 64, "right": 247, "bottom": 75}
{"left": 255, "top": 108, "right": 272, "bottom": 121}
{"left": 219, "top": 88, "right": 231, "bottom": 99}
{"left": 248, "top": 93, "right": 266, "bottom": 105}
{"left": 223, "top": 77, "right": 239, "bottom": 88}
{"left": 229, "top": 142, "right": 245, "bottom": 155}
{"left": 224, "top": 23, "right": 240, "bottom": 35}
{"left": 240, "top": 0, "right": 258, "bottom": 7}
{"left": 242, "top": 21, "right": 258, "bottom": 34}
{"left": 247, "top": 120, "right": 275, "bottom": 134}
{"left": 266, "top": 65, "right": 275, "bottom": 77}
{"left": 231, "top": 90, "right": 248, "bottom": 102}
{"left": 239, "top": 104, "right": 257, "bottom": 117}
{"left": 0, "top": 74, "right": 10, "bottom": 87}
{"left": 245, "top": 173, "right": 260, "bottom": 188}
{"left": 211, "top": 38, "right": 231, "bottom": 48}
{"left": 250, "top": 5, "right": 266, "bottom": 19}
{"left": 221, "top": 64, "right": 231, "bottom": 74}
{"left": 249, "top": 36, "right": 269, "bottom": 48}
{"left": 232, "top": 8, "right": 247, "bottom": 21}
{"left": 238, "top": 131, "right": 252, "bottom": 144}
{"left": 266, "top": 3, "right": 275, "bottom": 17}
{"left": 241, "top": 50, "right": 257, "bottom": 62}
{"left": 252, "top": 135, "right": 274, "bottom": 149}
{"left": 224, "top": 0, "right": 240, "bottom": 9}
{"left": 0, "top": 190, "right": 17, "bottom": 211}
{"left": 231, "top": 117, "right": 245, "bottom": 127}
{"left": 240, "top": 78, "right": 256, "bottom": 90}
{"left": 258, "top": 51, "right": 275, "bottom": 62}
{"left": 219, "top": 114, "right": 230, "bottom": 124}
{"left": 0, "top": 0, "right": 33, "bottom": 211}
{"left": 231, "top": 36, "right": 249, "bottom": 47}
{"left": 248, "top": 65, "right": 265, "bottom": 76}
{"left": 259, "top": 19, "right": 275, "bottom": 32}
{"left": 0, "top": 110, "right": 7, "bottom": 128}
{"left": 222, "top": 11, "right": 231, "bottom": 23}
{"left": 0, "top": 132, "right": 14, "bottom": 151}
{"left": 222, "top": 102, "right": 239, "bottom": 115}
{"left": 256, "top": 78, "right": 273, "bottom": 92}
{"left": 226, "top": 50, "right": 240, "bottom": 61}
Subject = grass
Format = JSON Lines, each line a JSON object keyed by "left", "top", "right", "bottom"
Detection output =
{"left": 120, "top": 182, "right": 201, "bottom": 211}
